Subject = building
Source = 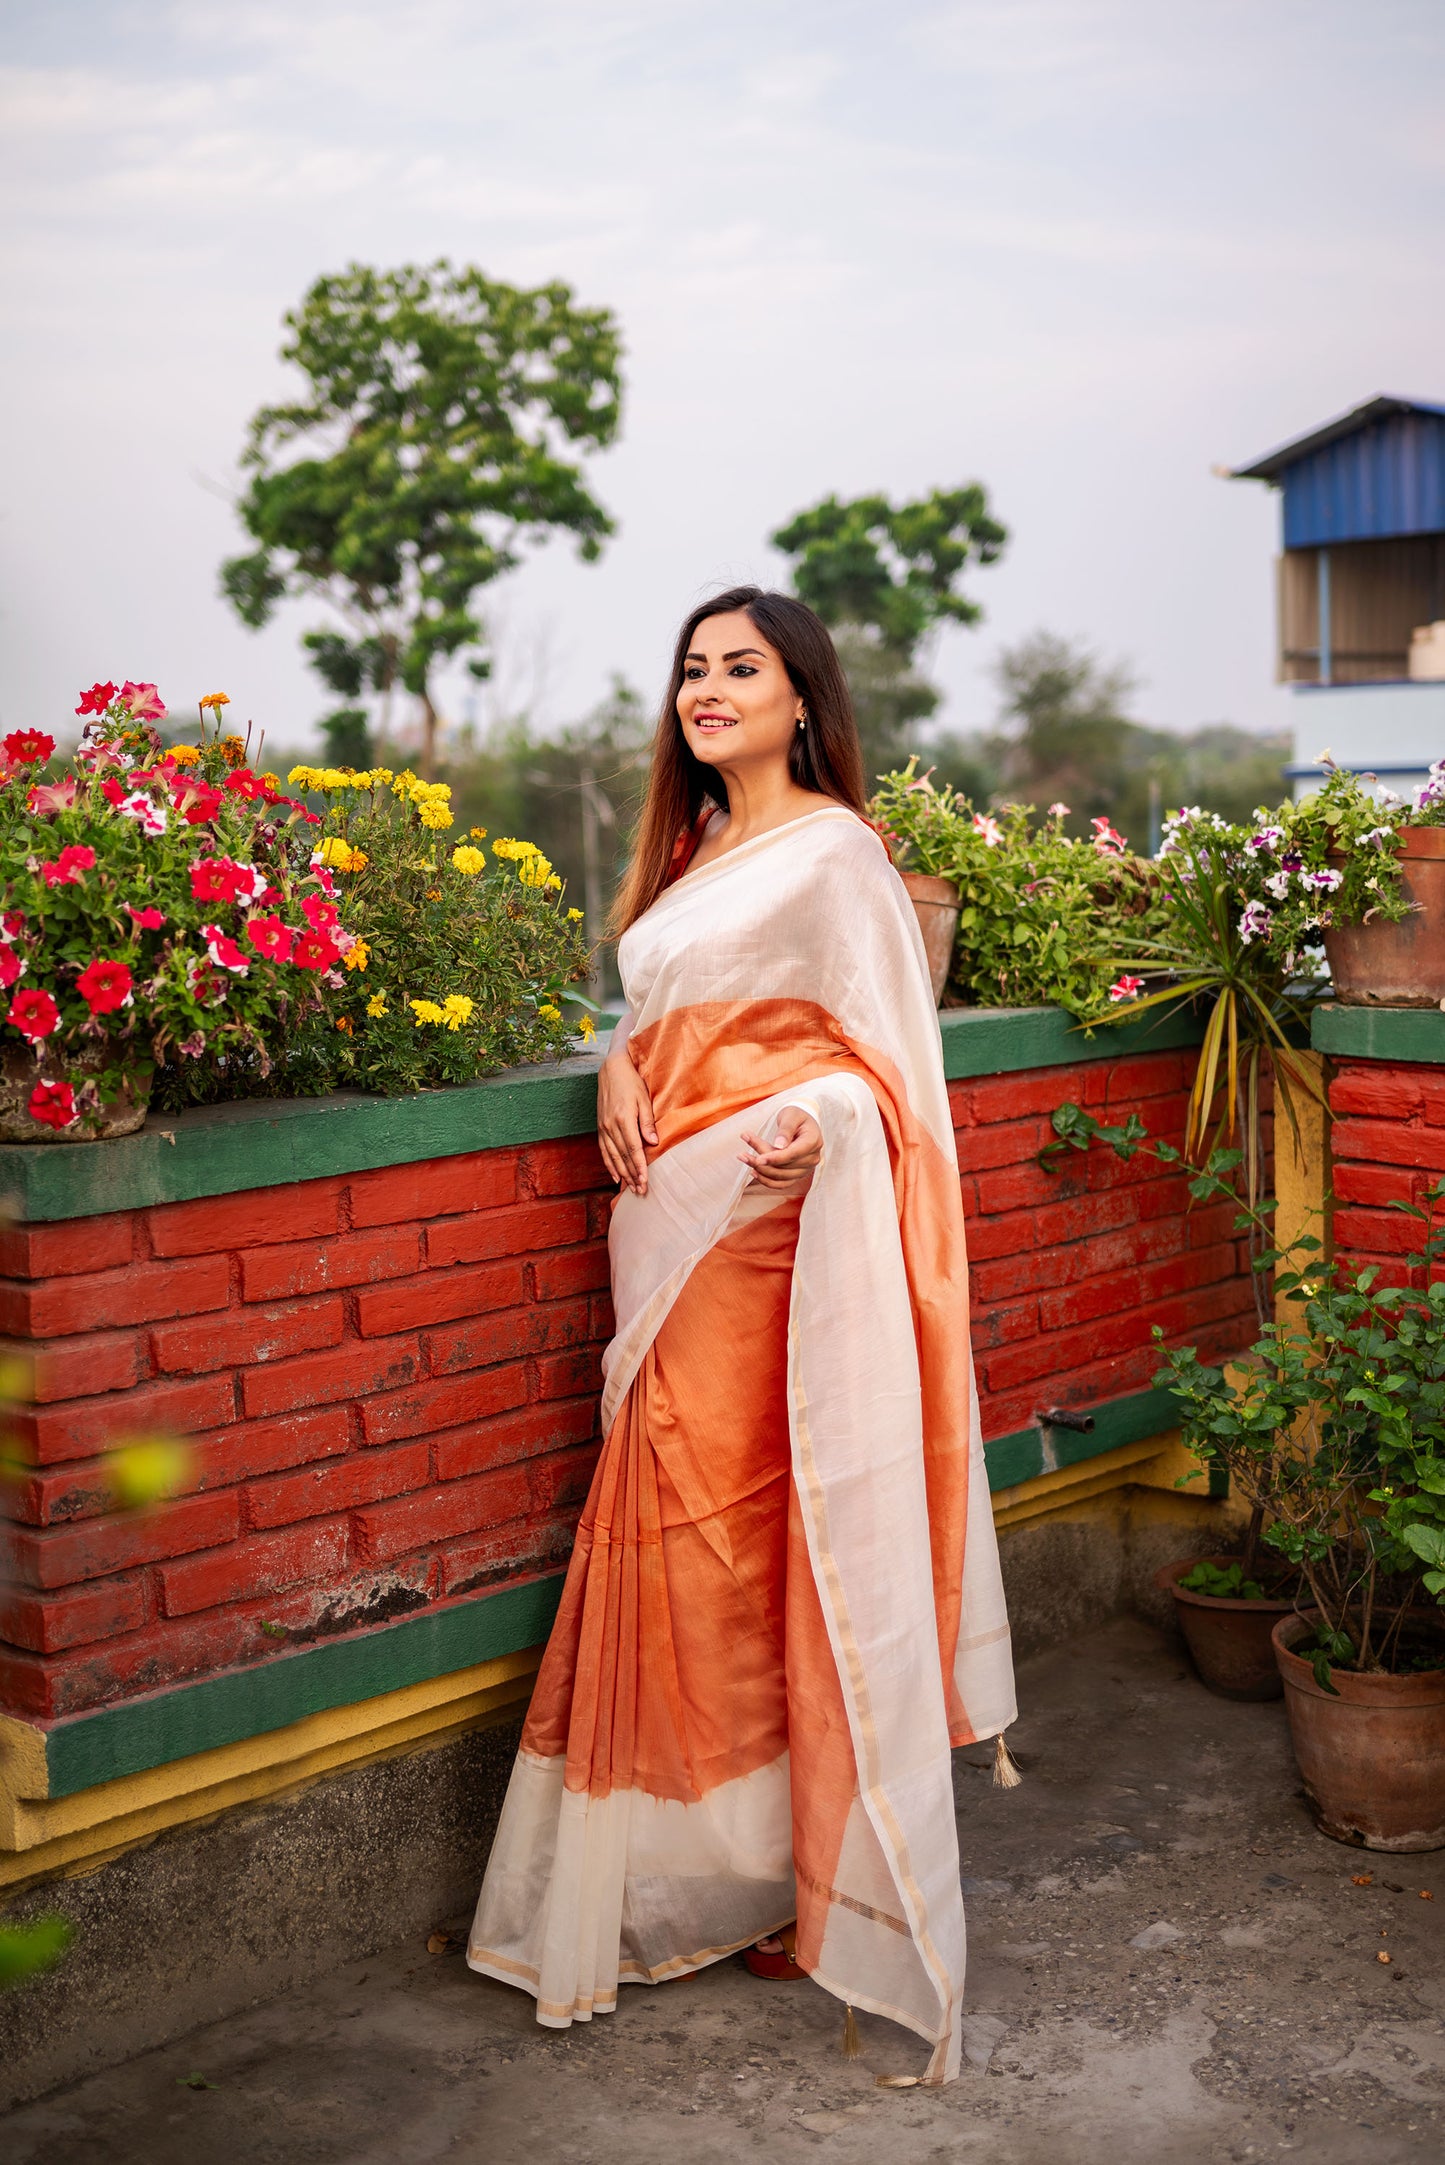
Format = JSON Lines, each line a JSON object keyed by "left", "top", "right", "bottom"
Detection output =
{"left": 1229, "top": 394, "right": 1445, "bottom": 800}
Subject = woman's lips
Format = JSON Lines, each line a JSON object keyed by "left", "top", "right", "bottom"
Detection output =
{"left": 693, "top": 713, "right": 736, "bottom": 731}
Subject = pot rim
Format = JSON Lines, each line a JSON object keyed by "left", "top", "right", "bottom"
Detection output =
{"left": 1272, "top": 1609, "right": 1445, "bottom": 1706}
{"left": 1327, "top": 825, "right": 1445, "bottom": 864}
{"left": 1154, "top": 1555, "right": 1299, "bottom": 1614}
{"left": 899, "top": 871, "right": 962, "bottom": 905}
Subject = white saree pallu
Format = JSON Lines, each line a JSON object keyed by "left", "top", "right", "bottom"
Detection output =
{"left": 468, "top": 806, "right": 1016, "bottom": 2081}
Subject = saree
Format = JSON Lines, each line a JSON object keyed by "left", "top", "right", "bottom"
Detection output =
{"left": 468, "top": 806, "right": 1016, "bottom": 2081}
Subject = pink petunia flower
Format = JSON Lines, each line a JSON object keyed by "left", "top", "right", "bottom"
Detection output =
{"left": 29, "top": 1078, "right": 77, "bottom": 1130}
{"left": 1091, "top": 816, "right": 1127, "bottom": 856}
{"left": 971, "top": 812, "right": 1004, "bottom": 848}
{"left": 40, "top": 845, "right": 96, "bottom": 888}
{"left": 117, "top": 791, "right": 168, "bottom": 836}
{"left": 0, "top": 944, "right": 26, "bottom": 989}
{"left": 26, "top": 777, "right": 77, "bottom": 816}
{"left": 118, "top": 681, "right": 166, "bottom": 722}
{"left": 1108, "top": 974, "right": 1146, "bottom": 1002}
{"left": 200, "top": 924, "right": 250, "bottom": 975}
{"left": 126, "top": 904, "right": 167, "bottom": 930}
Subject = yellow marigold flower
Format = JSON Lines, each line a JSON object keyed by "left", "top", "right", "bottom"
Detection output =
{"left": 366, "top": 992, "right": 388, "bottom": 1017}
{"left": 566, "top": 908, "right": 583, "bottom": 922}
{"left": 469, "top": 826, "right": 487, "bottom": 840}
{"left": 315, "top": 836, "right": 358, "bottom": 869}
{"left": 419, "top": 803, "right": 453, "bottom": 830}
{"left": 578, "top": 1014, "right": 596, "bottom": 1042}
{"left": 343, "top": 939, "right": 370, "bottom": 972}
{"left": 288, "top": 765, "right": 316, "bottom": 787}
{"left": 451, "top": 845, "right": 486, "bottom": 876}
{"left": 441, "top": 994, "right": 474, "bottom": 1032}
{"left": 491, "top": 837, "right": 525, "bottom": 860}
{"left": 545, "top": 874, "right": 562, "bottom": 892}
{"left": 198, "top": 692, "right": 231, "bottom": 711}
{"left": 518, "top": 853, "right": 553, "bottom": 888}
{"left": 259, "top": 770, "right": 280, "bottom": 789}
{"left": 409, "top": 999, "right": 444, "bottom": 1026}
{"left": 537, "top": 1002, "right": 562, "bottom": 1023}
{"left": 169, "top": 743, "right": 203, "bottom": 767}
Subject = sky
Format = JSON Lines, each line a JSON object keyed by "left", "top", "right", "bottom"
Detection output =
{"left": 2, "top": 0, "right": 1443, "bottom": 758}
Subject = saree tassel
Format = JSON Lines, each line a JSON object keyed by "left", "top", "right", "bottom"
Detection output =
{"left": 842, "top": 2005, "right": 863, "bottom": 2060}
{"left": 993, "top": 1731, "right": 1022, "bottom": 1789}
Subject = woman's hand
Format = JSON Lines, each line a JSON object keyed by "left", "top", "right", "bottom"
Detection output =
{"left": 597, "top": 1048, "right": 659, "bottom": 1196}
{"left": 739, "top": 1107, "right": 823, "bottom": 1193}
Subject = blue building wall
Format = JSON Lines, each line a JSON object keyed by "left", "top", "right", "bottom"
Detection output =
{"left": 1281, "top": 409, "right": 1445, "bottom": 549}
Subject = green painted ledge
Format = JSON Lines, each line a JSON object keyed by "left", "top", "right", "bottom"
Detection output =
{"left": 0, "top": 1006, "right": 1203, "bottom": 1226}
{"left": 1312, "top": 1003, "right": 1445, "bottom": 1065}
{"left": 25, "top": 1384, "right": 1185, "bottom": 1799}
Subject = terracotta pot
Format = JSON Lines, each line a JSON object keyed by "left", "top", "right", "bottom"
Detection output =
{"left": 1273, "top": 1612, "right": 1445, "bottom": 1851}
{"left": 1323, "top": 828, "right": 1445, "bottom": 1007}
{"left": 900, "top": 873, "right": 961, "bottom": 1004}
{"left": 0, "top": 1044, "right": 151, "bottom": 1144}
{"left": 1155, "top": 1556, "right": 1296, "bottom": 1701}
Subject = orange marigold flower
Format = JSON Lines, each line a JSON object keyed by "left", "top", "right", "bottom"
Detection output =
{"left": 218, "top": 735, "right": 247, "bottom": 768}
{"left": 198, "top": 693, "right": 231, "bottom": 711}
{"left": 335, "top": 1015, "right": 354, "bottom": 1035}
{"left": 168, "top": 744, "right": 202, "bottom": 767}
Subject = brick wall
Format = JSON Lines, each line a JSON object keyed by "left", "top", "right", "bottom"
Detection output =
{"left": 1330, "top": 1059, "right": 1445, "bottom": 1282}
{"left": 0, "top": 1046, "right": 1256, "bottom": 1724}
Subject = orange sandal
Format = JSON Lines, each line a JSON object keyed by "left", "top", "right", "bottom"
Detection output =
{"left": 742, "top": 1926, "right": 808, "bottom": 1981}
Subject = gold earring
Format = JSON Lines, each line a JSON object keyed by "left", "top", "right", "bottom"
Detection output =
{"left": 797, "top": 710, "right": 808, "bottom": 730}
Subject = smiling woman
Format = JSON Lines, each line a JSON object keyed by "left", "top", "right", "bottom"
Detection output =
{"left": 467, "top": 587, "right": 1017, "bottom": 2084}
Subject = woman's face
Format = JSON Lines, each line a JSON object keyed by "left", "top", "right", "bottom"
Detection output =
{"left": 676, "top": 610, "right": 804, "bottom": 774}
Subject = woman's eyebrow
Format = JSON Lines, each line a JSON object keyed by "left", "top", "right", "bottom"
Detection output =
{"left": 723, "top": 647, "right": 766, "bottom": 661}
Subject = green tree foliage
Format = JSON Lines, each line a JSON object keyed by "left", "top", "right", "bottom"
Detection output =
{"left": 221, "top": 261, "right": 624, "bottom": 774}
{"left": 772, "top": 487, "right": 1007, "bottom": 785}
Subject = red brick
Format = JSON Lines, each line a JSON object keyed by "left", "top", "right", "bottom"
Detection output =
{"left": 954, "top": 1119, "right": 1046, "bottom": 1175}
{"left": 527, "top": 1136, "right": 607, "bottom": 1197}
{"left": 590, "top": 1292, "right": 615, "bottom": 1341}
{"left": 1, "top": 1490, "right": 241, "bottom": 1590}
{"left": 158, "top": 1518, "right": 349, "bottom": 1616}
{"left": 0, "top": 1216, "right": 134, "bottom": 1280}
{"left": 951, "top": 1065, "right": 1101, "bottom": 1128}
{"left": 1332, "top": 1161, "right": 1423, "bottom": 1211}
{"left": 536, "top": 1350, "right": 603, "bottom": 1402}
{"left": 425, "top": 1199, "right": 587, "bottom": 1271}
{"left": 347, "top": 1150, "right": 518, "bottom": 1229}
{"left": 1, "top": 1459, "right": 115, "bottom": 1528}
{"left": 1330, "top": 1068, "right": 1424, "bottom": 1122}
{"left": 976, "top": 1160, "right": 1089, "bottom": 1218}
{"left": 147, "top": 1181, "right": 339, "bottom": 1257}
{"left": 425, "top": 1297, "right": 593, "bottom": 1378}
{"left": 973, "top": 1299, "right": 1038, "bottom": 1349}
{"left": 586, "top": 1192, "right": 613, "bottom": 1240}
{"left": 1025, "top": 1189, "right": 1140, "bottom": 1248}
{"left": 151, "top": 1297, "right": 345, "bottom": 1377}
{"left": 1037, "top": 1243, "right": 1238, "bottom": 1333}
{"left": 1101, "top": 1053, "right": 1189, "bottom": 1103}
{"left": 1423, "top": 1079, "right": 1445, "bottom": 1128}
{"left": 12, "top": 1373, "right": 237, "bottom": 1467}
{"left": 983, "top": 1278, "right": 1253, "bottom": 1395}
{"left": 433, "top": 1396, "right": 598, "bottom": 1483}
{"left": 354, "top": 1462, "right": 533, "bottom": 1562}
{"left": 1332, "top": 1117, "right": 1445, "bottom": 1174}
{"left": 22, "top": 1331, "right": 146, "bottom": 1404}
{"left": 360, "top": 1364, "right": 530, "bottom": 1448}
{"left": 1334, "top": 1206, "right": 1422, "bottom": 1259}
{"left": 531, "top": 1247, "right": 610, "bottom": 1304}
{"left": 0, "top": 1574, "right": 146, "bottom": 1654}
{"left": 247, "top": 1441, "right": 430, "bottom": 1530}
{"left": 963, "top": 1210, "right": 1033, "bottom": 1262}
{"left": 0, "top": 1645, "right": 48, "bottom": 1716}
{"left": 193, "top": 1406, "right": 356, "bottom": 1488}
{"left": 439, "top": 1517, "right": 576, "bottom": 1597}
{"left": 1086, "top": 1130, "right": 1189, "bottom": 1191}
{"left": 240, "top": 1227, "right": 421, "bottom": 1302}
{"left": 0, "top": 1257, "right": 230, "bottom": 1341}
{"left": 529, "top": 1441, "right": 601, "bottom": 1514}
{"left": 355, "top": 1260, "right": 524, "bottom": 1339}
{"left": 240, "top": 1334, "right": 420, "bottom": 1419}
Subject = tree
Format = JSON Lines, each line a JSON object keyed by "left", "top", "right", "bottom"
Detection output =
{"left": 222, "top": 261, "right": 623, "bottom": 774}
{"left": 771, "top": 487, "right": 1007, "bottom": 781}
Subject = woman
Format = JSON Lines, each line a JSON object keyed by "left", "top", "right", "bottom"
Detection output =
{"left": 468, "top": 586, "right": 1015, "bottom": 2083}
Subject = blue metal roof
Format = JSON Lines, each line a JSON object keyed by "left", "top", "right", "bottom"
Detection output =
{"left": 1230, "top": 395, "right": 1445, "bottom": 548}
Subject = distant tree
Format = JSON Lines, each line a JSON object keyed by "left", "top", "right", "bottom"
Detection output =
{"left": 221, "top": 261, "right": 623, "bottom": 774}
{"left": 772, "top": 487, "right": 1007, "bottom": 781}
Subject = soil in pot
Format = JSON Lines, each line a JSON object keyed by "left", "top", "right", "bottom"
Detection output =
{"left": 899, "top": 873, "right": 961, "bottom": 1005}
{"left": 0, "top": 1046, "right": 151, "bottom": 1144}
{"left": 1273, "top": 1612, "right": 1445, "bottom": 1852}
{"left": 1324, "top": 827, "right": 1445, "bottom": 1007}
{"left": 1155, "top": 1556, "right": 1298, "bottom": 1701}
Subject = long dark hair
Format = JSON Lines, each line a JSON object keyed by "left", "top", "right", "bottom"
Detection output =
{"left": 611, "top": 585, "right": 866, "bottom": 932}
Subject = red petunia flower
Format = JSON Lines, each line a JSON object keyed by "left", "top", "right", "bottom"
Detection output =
{"left": 118, "top": 681, "right": 165, "bottom": 722}
{"left": 190, "top": 857, "right": 240, "bottom": 904}
{"left": 75, "top": 683, "right": 118, "bottom": 717}
{"left": 40, "top": 845, "right": 96, "bottom": 888}
{"left": 300, "top": 894, "right": 341, "bottom": 932}
{"left": 126, "top": 904, "right": 166, "bottom": 930}
{"left": 224, "top": 769, "right": 266, "bottom": 800}
{"left": 100, "top": 778, "right": 127, "bottom": 807}
{"left": 4, "top": 729, "right": 55, "bottom": 765}
{"left": 28, "top": 1078, "right": 77, "bottom": 1130}
{"left": 290, "top": 930, "right": 339, "bottom": 971}
{"left": 2, "top": 911, "right": 24, "bottom": 937}
{"left": 245, "top": 915, "right": 293, "bottom": 962}
{"left": 9, "top": 988, "right": 59, "bottom": 1041}
{"left": 180, "top": 785, "right": 224, "bottom": 825}
{"left": 200, "top": 924, "right": 250, "bottom": 975}
{"left": 0, "top": 944, "right": 26, "bottom": 989}
{"left": 75, "top": 958, "right": 134, "bottom": 1016}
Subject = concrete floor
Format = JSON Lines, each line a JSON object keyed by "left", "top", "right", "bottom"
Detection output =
{"left": 5, "top": 1616, "right": 1443, "bottom": 2165}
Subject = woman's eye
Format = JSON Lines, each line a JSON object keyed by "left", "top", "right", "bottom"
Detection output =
{"left": 729, "top": 664, "right": 757, "bottom": 678}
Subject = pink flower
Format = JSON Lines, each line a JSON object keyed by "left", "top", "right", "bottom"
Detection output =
{"left": 308, "top": 856, "right": 338, "bottom": 897}
{"left": 117, "top": 791, "right": 168, "bottom": 836}
{"left": 245, "top": 915, "right": 293, "bottom": 962}
{"left": 40, "top": 845, "right": 96, "bottom": 888}
{"left": 176, "top": 783, "right": 224, "bottom": 825}
{"left": 100, "top": 778, "right": 127, "bottom": 807}
{"left": 971, "top": 812, "right": 1004, "bottom": 847}
{"left": 1048, "top": 801, "right": 1071, "bottom": 817}
{"left": 290, "top": 929, "right": 339, "bottom": 971}
{"left": 2, "top": 912, "right": 24, "bottom": 937}
{"left": 26, "top": 778, "right": 77, "bottom": 816}
{"left": 126, "top": 904, "right": 166, "bottom": 930}
{"left": 1108, "top": 974, "right": 1146, "bottom": 1002}
{"left": 8, "top": 987, "right": 60, "bottom": 1040}
{"left": 223, "top": 769, "right": 267, "bottom": 800}
{"left": 75, "top": 958, "right": 134, "bottom": 1015}
{"left": 200, "top": 924, "right": 250, "bottom": 975}
{"left": 118, "top": 681, "right": 165, "bottom": 722}
{"left": 1091, "top": 816, "right": 1127, "bottom": 856}
{"left": 4, "top": 729, "right": 55, "bottom": 765}
{"left": 0, "top": 944, "right": 26, "bottom": 990}
{"left": 300, "top": 894, "right": 341, "bottom": 932}
{"left": 29, "top": 1078, "right": 77, "bottom": 1131}
{"left": 75, "top": 683, "right": 118, "bottom": 717}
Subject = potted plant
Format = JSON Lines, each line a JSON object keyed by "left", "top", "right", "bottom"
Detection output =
{"left": 1278, "top": 753, "right": 1445, "bottom": 1008}
{"left": 870, "top": 762, "right": 1165, "bottom": 1009}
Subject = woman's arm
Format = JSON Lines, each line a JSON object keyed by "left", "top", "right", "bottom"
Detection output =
{"left": 596, "top": 1009, "right": 658, "bottom": 1197}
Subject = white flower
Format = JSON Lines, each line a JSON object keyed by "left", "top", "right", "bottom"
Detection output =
{"left": 1308, "top": 867, "right": 1343, "bottom": 892}
{"left": 1238, "top": 900, "right": 1273, "bottom": 945}
{"left": 1263, "top": 869, "right": 1292, "bottom": 900}
{"left": 118, "top": 791, "right": 168, "bottom": 836}
{"left": 972, "top": 812, "right": 1004, "bottom": 847}
{"left": 1244, "top": 826, "right": 1283, "bottom": 854}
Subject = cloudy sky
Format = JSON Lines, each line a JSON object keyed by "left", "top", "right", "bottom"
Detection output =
{"left": 2, "top": 0, "right": 1442, "bottom": 755}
